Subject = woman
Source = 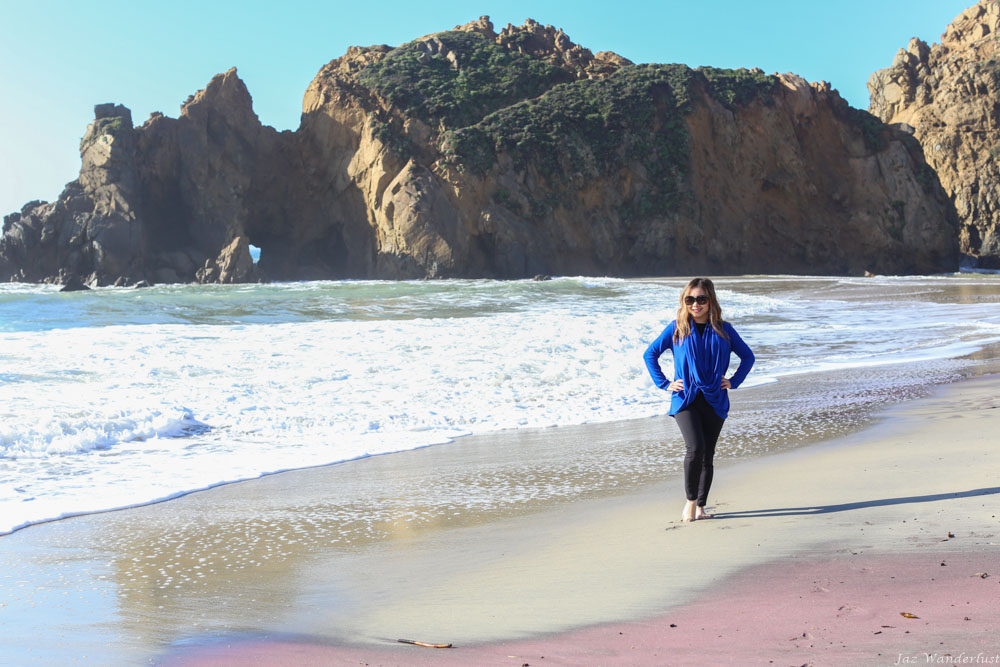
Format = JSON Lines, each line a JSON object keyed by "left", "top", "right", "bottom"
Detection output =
{"left": 643, "top": 278, "right": 754, "bottom": 523}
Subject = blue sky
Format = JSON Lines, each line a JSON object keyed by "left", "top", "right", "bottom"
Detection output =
{"left": 0, "top": 0, "right": 973, "bottom": 219}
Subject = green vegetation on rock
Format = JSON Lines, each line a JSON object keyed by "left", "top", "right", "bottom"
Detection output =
{"left": 356, "top": 30, "right": 572, "bottom": 129}
{"left": 369, "top": 118, "right": 412, "bottom": 159}
{"left": 442, "top": 64, "right": 699, "bottom": 177}
{"left": 357, "top": 32, "right": 783, "bottom": 221}
{"left": 439, "top": 64, "right": 777, "bottom": 218}
{"left": 440, "top": 64, "right": 780, "bottom": 177}
{"left": 846, "top": 107, "right": 888, "bottom": 152}
{"left": 698, "top": 66, "right": 777, "bottom": 108}
{"left": 79, "top": 116, "right": 125, "bottom": 152}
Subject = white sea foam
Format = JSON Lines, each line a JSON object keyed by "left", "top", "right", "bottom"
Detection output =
{"left": 2, "top": 275, "right": 1000, "bottom": 534}
{"left": 0, "top": 406, "right": 205, "bottom": 457}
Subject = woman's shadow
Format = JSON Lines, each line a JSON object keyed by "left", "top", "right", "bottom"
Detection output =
{"left": 713, "top": 487, "right": 1000, "bottom": 518}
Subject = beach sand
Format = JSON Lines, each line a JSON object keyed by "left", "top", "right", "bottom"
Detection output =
{"left": 164, "top": 550, "right": 998, "bottom": 666}
{"left": 2, "top": 376, "right": 999, "bottom": 665}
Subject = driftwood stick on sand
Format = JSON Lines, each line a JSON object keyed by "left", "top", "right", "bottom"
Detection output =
{"left": 397, "top": 638, "right": 454, "bottom": 648}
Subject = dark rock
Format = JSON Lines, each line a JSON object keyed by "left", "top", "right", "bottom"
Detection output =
{"left": 19, "top": 200, "right": 45, "bottom": 216}
{"left": 59, "top": 276, "right": 90, "bottom": 292}
{"left": 153, "top": 267, "right": 180, "bottom": 284}
{"left": 94, "top": 103, "right": 132, "bottom": 123}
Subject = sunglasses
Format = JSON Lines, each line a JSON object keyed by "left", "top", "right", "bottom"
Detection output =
{"left": 684, "top": 295, "right": 709, "bottom": 306}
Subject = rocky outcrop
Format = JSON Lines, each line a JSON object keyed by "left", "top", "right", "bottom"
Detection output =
{"left": 491, "top": 17, "right": 633, "bottom": 78}
{"left": 300, "top": 25, "right": 956, "bottom": 277}
{"left": 868, "top": 0, "right": 1000, "bottom": 268}
{"left": 0, "top": 103, "right": 144, "bottom": 284}
{"left": 1, "top": 17, "right": 959, "bottom": 284}
{"left": 0, "top": 70, "right": 272, "bottom": 285}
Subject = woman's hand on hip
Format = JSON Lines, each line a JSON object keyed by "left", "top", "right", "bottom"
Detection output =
{"left": 667, "top": 378, "right": 684, "bottom": 393}
{"left": 721, "top": 377, "right": 731, "bottom": 391}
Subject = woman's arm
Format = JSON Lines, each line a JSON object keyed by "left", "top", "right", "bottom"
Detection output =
{"left": 726, "top": 323, "right": 755, "bottom": 389}
{"left": 643, "top": 322, "right": 676, "bottom": 390}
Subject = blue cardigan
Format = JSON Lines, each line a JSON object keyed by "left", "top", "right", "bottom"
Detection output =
{"left": 644, "top": 319, "right": 755, "bottom": 419}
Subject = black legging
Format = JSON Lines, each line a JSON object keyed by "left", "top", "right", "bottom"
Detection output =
{"left": 672, "top": 392, "right": 726, "bottom": 506}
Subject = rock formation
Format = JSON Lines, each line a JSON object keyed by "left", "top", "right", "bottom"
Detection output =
{"left": 0, "top": 73, "right": 270, "bottom": 285}
{"left": 868, "top": 0, "right": 1000, "bottom": 268}
{"left": 0, "top": 103, "right": 146, "bottom": 285}
{"left": 2, "top": 16, "right": 959, "bottom": 285}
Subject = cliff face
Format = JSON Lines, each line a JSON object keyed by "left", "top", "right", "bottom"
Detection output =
{"left": 682, "top": 75, "right": 953, "bottom": 275}
{"left": 868, "top": 0, "right": 1000, "bottom": 268}
{"left": 1, "top": 16, "right": 959, "bottom": 285}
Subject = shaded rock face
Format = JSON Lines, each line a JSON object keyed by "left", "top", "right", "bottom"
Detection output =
{"left": 2, "top": 17, "right": 959, "bottom": 285}
{"left": 681, "top": 75, "right": 955, "bottom": 275}
{"left": 1, "top": 103, "right": 144, "bottom": 285}
{"left": 1, "top": 70, "right": 270, "bottom": 285}
{"left": 868, "top": 0, "right": 1000, "bottom": 268}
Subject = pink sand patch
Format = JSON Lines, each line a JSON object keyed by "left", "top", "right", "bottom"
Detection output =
{"left": 162, "top": 549, "right": 998, "bottom": 666}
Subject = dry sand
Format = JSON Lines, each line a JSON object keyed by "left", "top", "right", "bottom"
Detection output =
{"left": 2, "top": 376, "right": 999, "bottom": 665}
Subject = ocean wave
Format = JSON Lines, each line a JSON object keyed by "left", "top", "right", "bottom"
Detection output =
{"left": 2, "top": 275, "right": 1000, "bottom": 535}
{"left": 0, "top": 407, "right": 208, "bottom": 458}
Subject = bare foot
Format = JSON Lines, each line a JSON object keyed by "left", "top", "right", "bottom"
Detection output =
{"left": 682, "top": 500, "right": 696, "bottom": 523}
{"left": 695, "top": 506, "right": 713, "bottom": 520}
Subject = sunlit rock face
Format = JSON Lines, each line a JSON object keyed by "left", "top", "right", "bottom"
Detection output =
{"left": 869, "top": 0, "right": 1000, "bottom": 269}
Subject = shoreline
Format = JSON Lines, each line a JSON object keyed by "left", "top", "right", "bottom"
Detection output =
{"left": 6, "top": 273, "right": 1000, "bottom": 541}
{"left": 2, "top": 375, "right": 999, "bottom": 664}
{"left": 7, "top": 341, "right": 997, "bottom": 539}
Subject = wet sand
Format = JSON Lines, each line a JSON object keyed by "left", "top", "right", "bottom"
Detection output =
{"left": 2, "top": 376, "right": 999, "bottom": 665}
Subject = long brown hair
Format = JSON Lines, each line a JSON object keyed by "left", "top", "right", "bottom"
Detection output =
{"left": 673, "top": 277, "right": 728, "bottom": 343}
